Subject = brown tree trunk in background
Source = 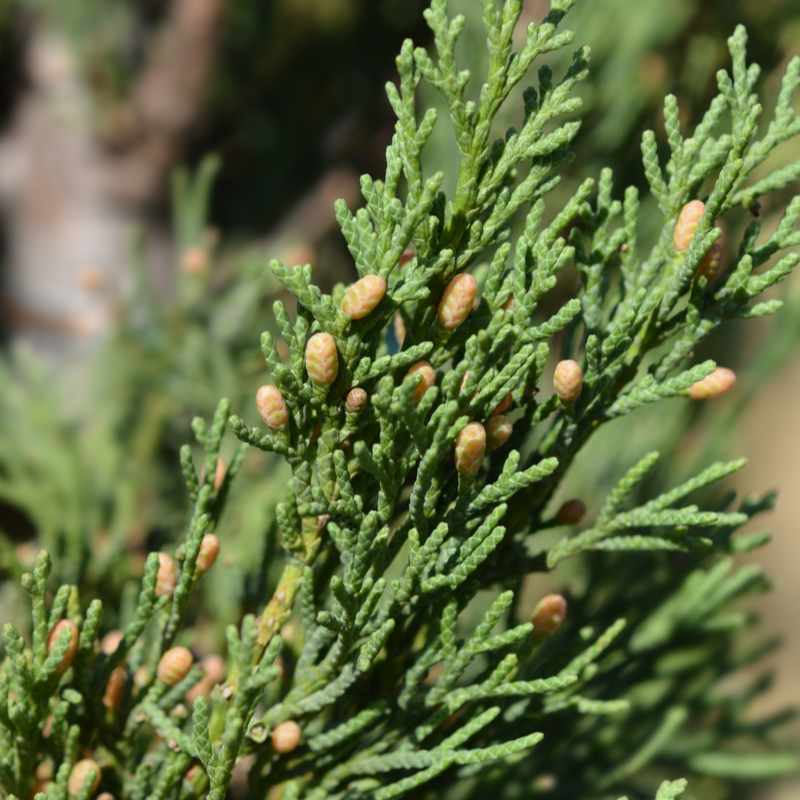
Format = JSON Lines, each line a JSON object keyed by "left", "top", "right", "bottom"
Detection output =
{"left": 0, "top": 0, "right": 227, "bottom": 359}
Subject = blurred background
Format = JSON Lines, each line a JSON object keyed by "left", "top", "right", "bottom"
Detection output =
{"left": 0, "top": 0, "right": 797, "bottom": 797}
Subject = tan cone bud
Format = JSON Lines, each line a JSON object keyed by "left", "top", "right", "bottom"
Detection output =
{"left": 341, "top": 275, "right": 387, "bottom": 320}
{"left": 271, "top": 720, "right": 302, "bottom": 753}
{"left": 97, "top": 794, "right": 115, "bottom": 800}
{"left": 195, "top": 534, "right": 220, "bottom": 574}
{"left": 531, "top": 594, "right": 567, "bottom": 638}
{"left": 345, "top": 388, "right": 368, "bottom": 415}
{"left": 68, "top": 760, "right": 101, "bottom": 797}
{"left": 554, "top": 360, "right": 583, "bottom": 403}
{"left": 256, "top": 386, "right": 289, "bottom": 430}
{"left": 502, "top": 295, "right": 515, "bottom": 311}
{"left": 155, "top": 553, "right": 177, "bottom": 597}
{"left": 697, "top": 242, "right": 723, "bottom": 280}
{"left": 460, "top": 371, "right": 470, "bottom": 392}
{"left": 485, "top": 415, "right": 512, "bottom": 452}
{"left": 438, "top": 274, "right": 477, "bottom": 330}
{"left": 186, "top": 654, "right": 226, "bottom": 705}
{"left": 103, "top": 667, "right": 127, "bottom": 712}
{"left": 688, "top": 367, "right": 736, "bottom": 400}
{"left": 393, "top": 314, "right": 406, "bottom": 345}
{"left": 46, "top": 619, "right": 79, "bottom": 675}
{"left": 181, "top": 246, "right": 209, "bottom": 274}
{"left": 406, "top": 362, "right": 435, "bottom": 407}
{"left": 100, "top": 630, "right": 124, "bottom": 656}
{"left": 398, "top": 249, "right": 415, "bottom": 267}
{"left": 455, "top": 422, "right": 486, "bottom": 476}
{"left": 556, "top": 499, "right": 586, "bottom": 525}
{"left": 673, "top": 200, "right": 706, "bottom": 252}
{"left": 213, "top": 458, "right": 227, "bottom": 492}
{"left": 305, "top": 333, "right": 338, "bottom": 386}
{"left": 491, "top": 393, "right": 512, "bottom": 417}
{"left": 157, "top": 647, "right": 193, "bottom": 686}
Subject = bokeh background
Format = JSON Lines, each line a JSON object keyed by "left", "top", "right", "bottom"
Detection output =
{"left": 0, "top": 0, "right": 797, "bottom": 797}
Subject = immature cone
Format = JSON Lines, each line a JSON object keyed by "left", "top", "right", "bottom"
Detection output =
{"left": 100, "top": 630, "right": 124, "bottom": 656}
{"left": 502, "top": 295, "right": 515, "bottom": 312}
{"left": 531, "top": 594, "right": 567, "bottom": 639}
{"left": 195, "top": 534, "right": 220, "bottom": 574}
{"left": 341, "top": 275, "right": 386, "bottom": 320}
{"left": 673, "top": 200, "right": 705, "bottom": 252}
{"left": 398, "top": 249, "right": 415, "bottom": 267}
{"left": 406, "top": 361, "right": 435, "bottom": 407}
{"left": 256, "top": 385, "right": 289, "bottom": 430}
{"left": 157, "top": 647, "right": 193, "bottom": 686}
{"left": 103, "top": 667, "right": 127, "bottom": 712}
{"left": 393, "top": 314, "right": 406, "bottom": 345}
{"left": 554, "top": 360, "right": 583, "bottom": 403}
{"left": 697, "top": 242, "right": 723, "bottom": 280}
{"left": 437, "top": 273, "right": 477, "bottom": 330}
{"left": 181, "top": 246, "right": 209, "bottom": 274}
{"left": 345, "top": 388, "right": 368, "bottom": 415}
{"left": 155, "top": 553, "right": 177, "bottom": 597}
{"left": 688, "top": 367, "right": 736, "bottom": 400}
{"left": 491, "top": 393, "right": 513, "bottom": 417}
{"left": 485, "top": 415, "right": 513, "bottom": 452}
{"left": 68, "top": 760, "right": 101, "bottom": 797}
{"left": 271, "top": 720, "right": 302, "bottom": 753}
{"left": 186, "top": 654, "right": 226, "bottom": 705}
{"left": 305, "top": 333, "right": 339, "bottom": 386}
{"left": 46, "top": 619, "right": 79, "bottom": 675}
{"left": 556, "top": 499, "right": 587, "bottom": 525}
{"left": 455, "top": 422, "right": 486, "bottom": 477}
{"left": 213, "top": 458, "right": 227, "bottom": 492}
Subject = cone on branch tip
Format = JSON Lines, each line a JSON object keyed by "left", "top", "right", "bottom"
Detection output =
{"left": 256, "top": 385, "right": 289, "bottom": 430}
{"left": 531, "top": 595, "right": 567, "bottom": 639}
{"left": 554, "top": 360, "right": 583, "bottom": 403}
{"left": 271, "top": 720, "right": 302, "bottom": 753}
{"left": 195, "top": 534, "right": 220, "bottom": 574}
{"left": 306, "top": 333, "right": 339, "bottom": 386}
{"left": 46, "top": 619, "right": 79, "bottom": 675}
{"left": 697, "top": 242, "right": 723, "bottom": 280}
{"left": 155, "top": 553, "right": 177, "bottom": 597}
{"left": 486, "top": 415, "right": 512, "bottom": 452}
{"left": 346, "top": 387, "right": 368, "bottom": 415}
{"left": 68, "top": 760, "right": 101, "bottom": 797}
{"left": 438, "top": 273, "right": 477, "bottom": 330}
{"left": 157, "top": 647, "right": 194, "bottom": 686}
{"left": 407, "top": 361, "right": 435, "bottom": 407}
{"left": 341, "top": 275, "right": 386, "bottom": 320}
{"left": 556, "top": 499, "right": 586, "bottom": 525}
{"left": 491, "top": 393, "right": 513, "bottom": 417}
{"left": 103, "top": 667, "right": 127, "bottom": 712}
{"left": 673, "top": 200, "right": 706, "bottom": 252}
{"left": 688, "top": 367, "right": 736, "bottom": 399}
{"left": 455, "top": 422, "right": 486, "bottom": 476}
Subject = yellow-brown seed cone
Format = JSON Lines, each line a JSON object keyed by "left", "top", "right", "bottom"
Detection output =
{"left": 697, "top": 242, "right": 723, "bottom": 280}
{"left": 455, "top": 422, "right": 486, "bottom": 476}
{"left": 393, "top": 314, "right": 406, "bottom": 345}
{"left": 68, "top": 760, "right": 101, "bottom": 797}
{"left": 485, "top": 415, "right": 512, "bottom": 453}
{"left": 554, "top": 360, "right": 583, "bottom": 403}
{"left": 491, "top": 393, "right": 512, "bottom": 417}
{"left": 213, "top": 458, "right": 227, "bottom": 492}
{"left": 688, "top": 367, "right": 736, "bottom": 400}
{"left": 406, "top": 362, "right": 435, "bottom": 407}
{"left": 157, "top": 646, "right": 193, "bottom": 686}
{"left": 195, "top": 534, "right": 220, "bottom": 574}
{"left": 99, "top": 630, "right": 124, "bottom": 656}
{"left": 103, "top": 666, "right": 127, "bottom": 712}
{"left": 186, "top": 654, "right": 226, "bottom": 705}
{"left": 155, "top": 553, "right": 177, "bottom": 597}
{"left": 531, "top": 594, "right": 567, "bottom": 638}
{"left": 556, "top": 499, "right": 586, "bottom": 525}
{"left": 256, "top": 385, "right": 289, "bottom": 430}
{"left": 438, "top": 274, "right": 477, "bottom": 330}
{"left": 341, "top": 275, "right": 386, "bottom": 320}
{"left": 345, "top": 388, "right": 368, "bottom": 415}
{"left": 305, "top": 333, "right": 339, "bottom": 386}
{"left": 46, "top": 619, "right": 79, "bottom": 676}
{"left": 271, "top": 720, "right": 302, "bottom": 753}
{"left": 673, "top": 200, "right": 705, "bottom": 252}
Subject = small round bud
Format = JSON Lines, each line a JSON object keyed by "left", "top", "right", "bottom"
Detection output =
{"left": 195, "top": 534, "right": 220, "bottom": 574}
{"left": 157, "top": 647, "right": 193, "bottom": 686}
{"left": 556, "top": 499, "right": 586, "bottom": 525}
{"left": 155, "top": 553, "right": 177, "bottom": 597}
{"left": 531, "top": 594, "right": 567, "bottom": 639}
{"left": 345, "top": 388, "right": 368, "bottom": 415}
{"left": 460, "top": 371, "right": 470, "bottom": 392}
{"left": 305, "top": 333, "right": 339, "bottom": 386}
{"left": 97, "top": 794, "right": 115, "bottom": 800}
{"left": 256, "top": 386, "right": 289, "bottom": 430}
{"left": 271, "top": 720, "right": 302, "bottom": 753}
{"left": 46, "top": 619, "right": 79, "bottom": 675}
{"left": 103, "top": 666, "right": 127, "bottom": 712}
{"left": 491, "top": 393, "right": 513, "bottom": 417}
{"left": 99, "top": 630, "right": 124, "bottom": 655}
{"left": 341, "top": 275, "right": 387, "bottom": 320}
{"left": 213, "top": 458, "right": 227, "bottom": 492}
{"left": 554, "top": 360, "right": 583, "bottom": 403}
{"left": 437, "top": 274, "right": 477, "bottom": 330}
{"left": 485, "top": 415, "right": 512, "bottom": 452}
{"left": 697, "top": 242, "right": 722, "bottom": 280}
{"left": 186, "top": 654, "right": 226, "bottom": 705}
{"left": 406, "top": 362, "right": 435, "bottom": 407}
{"left": 455, "top": 422, "right": 486, "bottom": 477}
{"left": 688, "top": 367, "right": 736, "bottom": 400}
{"left": 398, "top": 249, "right": 415, "bottom": 267}
{"left": 393, "top": 314, "right": 406, "bottom": 345}
{"left": 673, "top": 200, "right": 705, "bottom": 252}
{"left": 68, "top": 760, "right": 101, "bottom": 797}
{"left": 181, "top": 246, "right": 209, "bottom": 274}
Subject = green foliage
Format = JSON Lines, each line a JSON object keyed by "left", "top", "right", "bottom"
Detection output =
{"left": 1, "top": 2, "right": 799, "bottom": 800}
